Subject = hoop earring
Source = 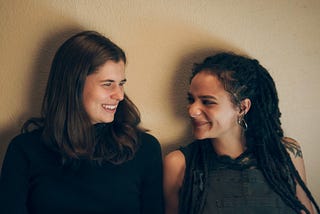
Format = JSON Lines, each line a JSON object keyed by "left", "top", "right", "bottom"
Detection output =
{"left": 237, "top": 116, "right": 248, "bottom": 131}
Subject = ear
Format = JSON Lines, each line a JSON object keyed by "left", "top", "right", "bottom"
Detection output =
{"left": 239, "top": 98, "right": 251, "bottom": 115}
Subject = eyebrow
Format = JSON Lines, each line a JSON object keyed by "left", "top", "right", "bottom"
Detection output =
{"left": 100, "top": 78, "right": 127, "bottom": 83}
{"left": 199, "top": 95, "right": 217, "bottom": 100}
{"left": 187, "top": 92, "right": 218, "bottom": 100}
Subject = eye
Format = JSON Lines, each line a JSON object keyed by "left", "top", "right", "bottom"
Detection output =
{"left": 103, "top": 82, "right": 112, "bottom": 87}
{"left": 187, "top": 95, "right": 194, "bottom": 104}
{"left": 202, "top": 99, "right": 216, "bottom": 105}
{"left": 119, "top": 81, "right": 126, "bottom": 86}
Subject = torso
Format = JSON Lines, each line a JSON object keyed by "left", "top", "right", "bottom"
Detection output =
{"left": 203, "top": 169, "right": 296, "bottom": 214}
{"left": 27, "top": 155, "right": 142, "bottom": 213}
{"left": 180, "top": 140, "right": 296, "bottom": 214}
{"left": 0, "top": 129, "right": 163, "bottom": 214}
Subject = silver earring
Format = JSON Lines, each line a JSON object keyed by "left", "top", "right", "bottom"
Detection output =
{"left": 237, "top": 116, "right": 248, "bottom": 131}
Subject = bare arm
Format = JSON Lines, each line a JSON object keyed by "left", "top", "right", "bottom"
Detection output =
{"left": 163, "top": 150, "right": 186, "bottom": 214}
{"left": 283, "top": 137, "right": 315, "bottom": 214}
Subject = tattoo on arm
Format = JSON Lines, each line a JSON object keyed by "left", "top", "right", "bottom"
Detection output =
{"left": 285, "top": 141, "right": 303, "bottom": 158}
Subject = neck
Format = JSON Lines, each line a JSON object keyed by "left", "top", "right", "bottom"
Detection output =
{"left": 211, "top": 134, "right": 246, "bottom": 159}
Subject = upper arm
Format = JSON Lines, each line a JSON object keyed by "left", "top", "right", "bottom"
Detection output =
{"left": 283, "top": 137, "right": 314, "bottom": 214}
{"left": 163, "top": 150, "right": 186, "bottom": 214}
{"left": 0, "top": 138, "right": 30, "bottom": 213}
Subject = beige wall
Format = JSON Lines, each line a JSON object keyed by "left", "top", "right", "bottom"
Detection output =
{"left": 1, "top": 0, "right": 319, "bottom": 202}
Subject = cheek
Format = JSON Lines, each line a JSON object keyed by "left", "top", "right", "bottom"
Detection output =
{"left": 216, "top": 109, "right": 238, "bottom": 124}
{"left": 82, "top": 94, "right": 92, "bottom": 113}
{"left": 224, "top": 112, "right": 239, "bottom": 126}
{"left": 84, "top": 88, "right": 105, "bottom": 103}
{"left": 83, "top": 91, "right": 100, "bottom": 111}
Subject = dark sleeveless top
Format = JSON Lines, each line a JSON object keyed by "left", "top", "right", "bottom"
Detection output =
{"left": 179, "top": 140, "right": 296, "bottom": 214}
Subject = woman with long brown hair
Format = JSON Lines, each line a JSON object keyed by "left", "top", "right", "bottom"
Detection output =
{"left": 0, "top": 31, "right": 163, "bottom": 214}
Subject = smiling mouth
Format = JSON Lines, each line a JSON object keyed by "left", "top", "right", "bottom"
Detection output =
{"left": 102, "top": 104, "right": 117, "bottom": 111}
{"left": 192, "top": 120, "right": 210, "bottom": 128}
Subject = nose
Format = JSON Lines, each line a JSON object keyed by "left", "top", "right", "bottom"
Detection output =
{"left": 111, "top": 85, "right": 124, "bottom": 101}
{"left": 188, "top": 102, "right": 202, "bottom": 118}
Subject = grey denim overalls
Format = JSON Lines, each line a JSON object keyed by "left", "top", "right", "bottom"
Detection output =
{"left": 202, "top": 152, "right": 296, "bottom": 214}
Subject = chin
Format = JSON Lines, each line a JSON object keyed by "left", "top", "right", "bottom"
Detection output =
{"left": 97, "top": 116, "right": 115, "bottom": 123}
{"left": 104, "top": 119, "right": 115, "bottom": 123}
{"left": 193, "top": 132, "right": 207, "bottom": 140}
{"left": 195, "top": 136, "right": 207, "bottom": 140}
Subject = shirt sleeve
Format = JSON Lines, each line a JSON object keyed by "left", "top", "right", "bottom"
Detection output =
{"left": 139, "top": 133, "right": 164, "bottom": 214}
{"left": 0, "top": 136, "right": 30, "bottom": 214}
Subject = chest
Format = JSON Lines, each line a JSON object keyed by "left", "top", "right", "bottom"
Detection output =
{"left": 27, "top": 159, "right": 143, "bottom": 214}
{"left": 203, "top": 169, "right": 296, "bottom": 214}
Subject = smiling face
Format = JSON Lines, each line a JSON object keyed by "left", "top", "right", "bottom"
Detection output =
{"left": 83, "top": 60, "right": 126, "bottom": 124}
{"left": 188, "top": 71, "right": 242, "bottom": 141}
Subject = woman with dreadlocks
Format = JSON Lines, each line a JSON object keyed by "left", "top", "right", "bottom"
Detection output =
{"left": 163, "top": 52, "right": 319, "bottom": 214}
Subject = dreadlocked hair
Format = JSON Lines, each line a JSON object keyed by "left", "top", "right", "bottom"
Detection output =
{"left": 180, "top": 52, "right": 319, "bottom": 214}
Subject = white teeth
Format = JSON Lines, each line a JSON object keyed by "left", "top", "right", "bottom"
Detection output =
{"left": 102, "top": 104, "right": 117, "bottom": 110}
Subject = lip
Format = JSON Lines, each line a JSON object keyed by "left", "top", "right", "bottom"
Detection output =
{"left": 191, "top": 120, "right": 210, "bottom": 128}
{"left": 102, "top": 104, "right": 118, "bottom": 112}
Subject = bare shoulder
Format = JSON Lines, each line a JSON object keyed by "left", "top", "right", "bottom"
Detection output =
{"left": 282, "top": 137, "right": 303, "bottom": 158}
{"left": 282, "top": 139, "right": 315, "bottom": 213}
{"left": 163, "top": 150, "right": 186, "bottom": 189}
{"left": 282, "top": 137, "right": 307, "bottom": 180}
{"left": 165, "top": 150, "right": 186, "bottom": 165}
{"left": 163, "top": 150, "right": 186, "bottom": 213}
{"left": 164, "top": 150, "right": 186, "bottom": 176}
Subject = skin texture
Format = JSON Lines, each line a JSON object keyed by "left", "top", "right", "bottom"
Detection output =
{"left": 283, "top": 137, "right": 314, "bottom": 214}
{"left": 83, "top": 60, "right": 126, "bottom": 124}
{"left": 187, "top": 72, "right": 250, "bottom": 157}
{"left": 163, "top": 72, "right": 314, "bottom": 214}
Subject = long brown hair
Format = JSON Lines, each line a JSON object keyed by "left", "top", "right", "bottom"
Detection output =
{"left": 23, "top": 31, "right": 143, "bottom": 165}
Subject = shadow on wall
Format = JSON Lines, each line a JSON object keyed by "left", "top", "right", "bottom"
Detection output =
{"left": 27, "top": 27, "right": 82, "bottom": 120}
{"left": 162, "top": 48, "right": 224, "bottom": 155}
{"left": 109, "top": 17, "right": 244, "bottom": 155}
{"left": 24, "top": 27, "right": 85, "bottom": 120}
{"left": 0, "top": 27, "right": 83, "bottom": 167}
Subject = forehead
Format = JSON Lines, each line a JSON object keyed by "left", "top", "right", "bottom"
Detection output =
{"left": 91, "top": 60, "right": 125, "bottom": 79}
{"left": 190, "top": 72, "right": 224, "bottom": 93}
